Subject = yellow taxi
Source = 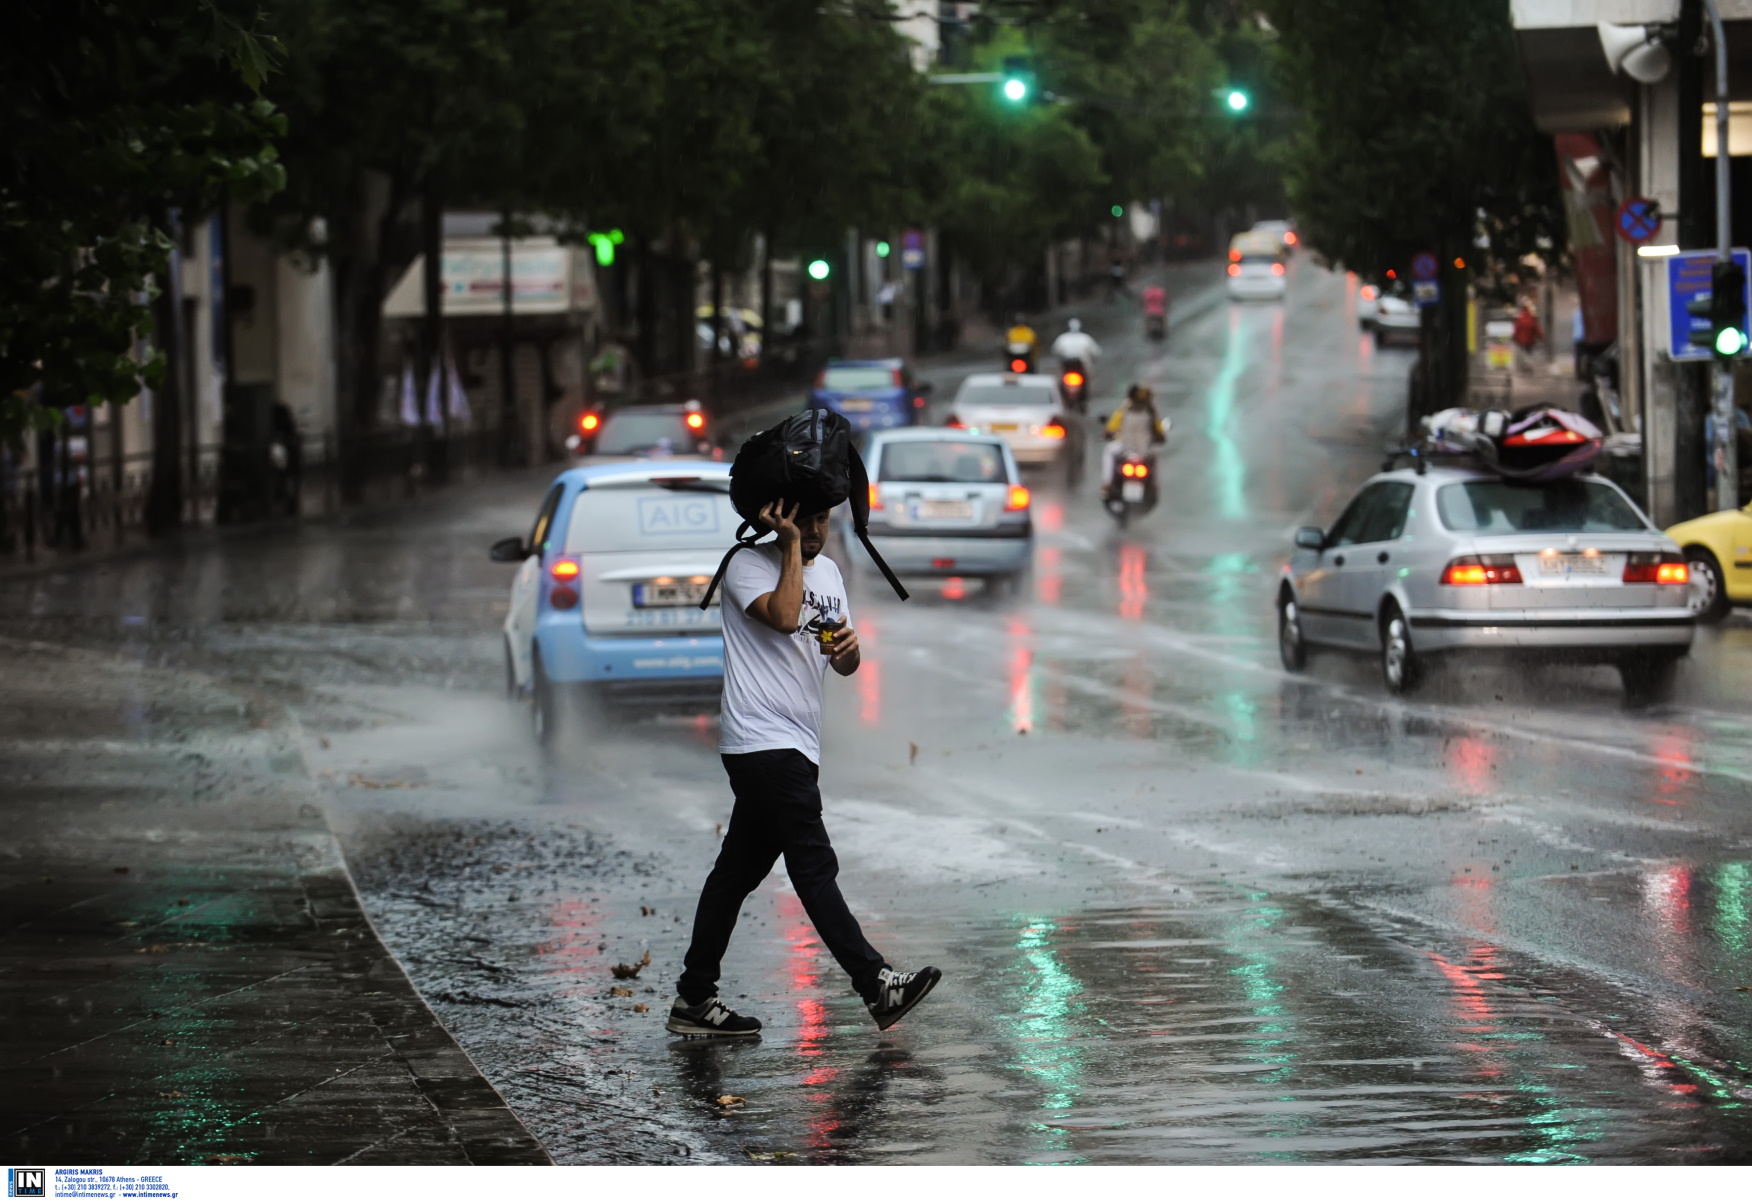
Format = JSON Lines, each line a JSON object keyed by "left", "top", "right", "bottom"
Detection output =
{"left": 1666, "top": 502, "right": 1752, "bottom": 621}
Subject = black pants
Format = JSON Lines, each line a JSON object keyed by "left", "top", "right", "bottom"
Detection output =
{"left": 678, "top": 749, "right": 886, "bottom": 1005}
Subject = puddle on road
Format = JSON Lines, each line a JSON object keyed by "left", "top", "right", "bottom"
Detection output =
{"left": 345, "top": 818, "right": 1752, "bottom": 1164}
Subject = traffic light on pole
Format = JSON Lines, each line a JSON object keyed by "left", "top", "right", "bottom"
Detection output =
{"left": 1225, "top": 88, "right": 1250, "bottom": 113}
{"left": 1713, "top": 260, "right": 1748, "bottom": 357}
{"left": 1000, "top": 56, "right": 1034, "bottom": 105}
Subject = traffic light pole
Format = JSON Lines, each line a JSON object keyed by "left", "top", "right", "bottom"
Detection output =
{"left": 1706, "top": 0, "right": 1738, "bottom": 509}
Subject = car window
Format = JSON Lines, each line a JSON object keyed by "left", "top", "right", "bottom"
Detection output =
{"left": 1239, "top": 255, "right": 1280, "bottom": 267}
{"left": 528, "top": 484, "right": 564, "bottom": 555}
{"left": 595, "top": 412, "right": 695, "bottom": 456}
{"left": 955, "top": 382, "right": 1056, "bottom": 406}
{"left": 878, "top": 440, "right": 1007, "bottom": 483}
{"left": 562, "top": 483, "right": 739, "bottom": 554}
{"left": 1436, "top": 479, "right": 1646, "bottom": 533}
{"left": 1326, "top": 483, "right": 1388, "bottom": 547}
{"left": 824, "top": 367, "right": 897, "bottom": 390}
{"left": 1357, "top": 481, "right": 1415, "bottom": 543}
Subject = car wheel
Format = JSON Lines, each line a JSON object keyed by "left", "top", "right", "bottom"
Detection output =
{"left": 1684, "top": 547, "right": 1731, "bottom": 623}
{"left": 1278, "top": 596, "right": 1307, "bottom": 672}
{"left": 531, "top": 654, "right": 557, "bottom": 748}
{"left": 1380, "top": 604, "right": 1421, "bottom": 695}
{"left": 1619, "top": 652, "right": 1679, "bottom": 707}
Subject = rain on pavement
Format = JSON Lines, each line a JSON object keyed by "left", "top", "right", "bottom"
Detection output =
{"left": 5, "top": 259, "right": 1752, "bottom": 1164}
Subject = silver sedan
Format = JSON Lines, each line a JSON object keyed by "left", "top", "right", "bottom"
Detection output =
{"left": 1276, "top": 465, "right": 1694, "bottom": 701}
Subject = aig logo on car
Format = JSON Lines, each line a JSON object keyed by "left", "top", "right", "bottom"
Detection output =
{"left": 638, "top": 495, "right": 720, "bottom": 536}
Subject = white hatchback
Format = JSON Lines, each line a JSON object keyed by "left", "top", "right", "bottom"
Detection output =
{"left": 944, "top": 373, "right": 1070, "bottom": 464}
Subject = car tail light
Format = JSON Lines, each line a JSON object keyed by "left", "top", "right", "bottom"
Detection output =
{"left": 1227, "top": 263, "right": 1241, "bottom": 277}
{"left": 1624, "top": 552, "right": 1687, "bottom": 584}
{"left": 685, "top": 412, "right": 705, "bottom": 431}
{"left": 892, "top": 369, "right": 905, "bottom": 386}
{"left": 1010, "top": 358, "right": 1028, "bottom": 372}
{"left": 1040, "top": 420, "right": 1067, "bottom": 440}
{"left": 868, "top": 483, "right": 883, "bottom": 511}
{"left": 1271, "top": 262, "right": 1286, "bottom": 276}
{"left": 1284, "top": 232, "right": 1298, "bottom": 246}
{"left": 552, "top": 559, "right": 580, "bottom": 580}
{"left": 1441, "top": 554, "right": 1522, "bottom": 586}
{"left": 1229, "top": 249, "right": 1242, "bottom": 262}
{"left": 913, "top": 394, "right": 926, "bottom": 408}
{"left": 1360, "top": 285, "right": 1379, "bottom": 300}
{"left": 579, "top": 412, "right": 600, "bottom": 433}
{"left": 1063, "top": 371, "right": 1084, "bottom": 387}
{"left": 932, "top": 558, "right": 956, "bottom": 569}
{"left": 945, "top": 415, "right": 965, "bottom": 429}
{"left": 549, "top": 585, "right": 579, "bottom": 609}
{"left": 1005, "top": 485, "right": 1031, "bottom": 511}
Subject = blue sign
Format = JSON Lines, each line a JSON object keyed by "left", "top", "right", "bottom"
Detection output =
{"left": 1667, "top": 248, "right": 1752, "bottom": 360}
{"left": 902, "top": 228, "right": 925, "bottom": 270}
{"left": 1616, "top": 196, "right": 1661, "bottom": 244}
{"left": 1410, "top": 251, "right": 1439, "bottom": 281}
{"left": 1413, "top": 280, "right": 1440, "bottom": 308}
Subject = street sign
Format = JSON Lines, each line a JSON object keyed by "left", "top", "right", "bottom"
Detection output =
{"left": 1667, "top": 248, "right": 1752, "bottom": 360}
{"left": 1412, "top": 280, "right": 1440, "bottom": 307}
{"left": 1410, "top": 251, "right": 1439, "bottom": 281}
{"left": 1615, "top": 196, "right": 1662, "bottom": 244}
{"left": 902, "top": 229, "right": 925, "bottom": 270}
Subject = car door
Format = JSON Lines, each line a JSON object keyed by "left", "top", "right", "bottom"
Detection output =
{"left": 1333, "top": 482, "right": 1415, "bottom": 646}
{"left": 1299, "top": 484, "right": 1389, "bottom": 647}
{"left": 507, "top": 483, "right": 564, "bottom": 687}
{"left": 1725, "top": 506, "right": 1752, "bottom": 600}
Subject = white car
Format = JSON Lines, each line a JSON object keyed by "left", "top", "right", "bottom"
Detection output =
{"left": 944, "top": 373, "right": 1070, "bottom": 465}
{"left": 1357, "top": 282, "right": 1381, "bottom": 329}
{"left": 1373, "top": 293, "right": 1421, "bottom": 346}
{"left": 1227, "top": 251, "right": 1287, "bottom": 300}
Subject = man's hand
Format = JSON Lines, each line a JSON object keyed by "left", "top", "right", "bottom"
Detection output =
{"left": 827, "top": 627, "right": 860, "bottom": 676}
{"left": 760, "top": 499, "right": 800, "bottom": 548}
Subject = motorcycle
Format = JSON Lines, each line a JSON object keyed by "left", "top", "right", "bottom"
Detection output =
{"left": 1143, "top": 310, "right": 1167, "bottom": 340}
{"left": 1005, "top": 340, "right": 1036, "bottom": 374}
{"left": 1102, "top": 415, "right": 1170, "bottom": 528}
{"left": 1059, "top": 359, "right": 1088, "bottom": 412}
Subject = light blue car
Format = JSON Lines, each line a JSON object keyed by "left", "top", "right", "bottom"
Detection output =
{"left": 491, "top": 460, "right": 736, "bottom": 742}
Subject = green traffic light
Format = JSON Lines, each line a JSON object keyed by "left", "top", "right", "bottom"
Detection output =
{"left": 807, "top": 259, "right": 831, "bottom": 281}
{"left": 1111, "top": 205, "right": 1124, "bottom": 218}
{"left": 1226, "top": 89, "right": 1249, "bottom": 112}
{"left": 1717, "top": 325, "right": 1746, "bottom": 356}
{"left": 587, "top": 230, "right": 622, "bottom": 266}
{"left": 1002, "top": 77, "right": 1028, "bottom": 103}
{"left": 876, "top": 241, "right": 891, "bottom": 258}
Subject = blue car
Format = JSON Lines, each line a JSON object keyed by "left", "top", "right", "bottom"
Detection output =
{"left": 491, "top": 460, "right": 736, "bottom": 742}
{"left": 808, "top": 358, "right": 931, "bottom": 431}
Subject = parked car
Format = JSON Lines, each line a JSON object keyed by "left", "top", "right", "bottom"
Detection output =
{"left": 566, "top": 401, "right": 716, "bottom": 462}
{"left": 1666, "top": 500, "right": 1752, "bottom": 622}
{"left": 491, "top": 462, "right": 735, "bottom": 742}
{"left": 808, "top": 358, "right": 931, "bottom": 432}
{"left": 944, "top": 373, "right": 1071, "bottom": 466}
{"left": 1373, "top": 289, "right": 1421, "bottom": 346}
{"left": 1277, "top": 466, "right": 1694, "bottom": 701}
{"left": 838, "top": 428, "right": 1033, "bottom": 589}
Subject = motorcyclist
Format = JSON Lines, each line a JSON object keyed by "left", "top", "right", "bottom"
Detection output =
{"left": 1005, "top": 314, "right": 1038, "bottom": 372}
{"left": 1142, "top": 285, "right": 1168, "bottom": 335}
{"left": 1050, "top": 318, "right": 1101, "bottom": 368}
{"left": 1102, "top": 384, "right": 1168, "bottom": 499}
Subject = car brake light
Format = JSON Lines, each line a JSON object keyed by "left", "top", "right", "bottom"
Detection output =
{"left": 868, "top": 483, "right": 883, "bottom": 511}
{"left": 1040, "top": 421, "right": 1066, "bottom": 440}
{"left": 1010, "top": 358, "right": 1028, "bottom": 372}
{"left": 1360, "top": 285, "right": 1379, "bottom": 300}
{"left": 552, "top": 559, "right": 580, "bottom": 580}
{"left": 685, "top": 412, "right": 705, "bottom": 430}
{"left": 1229, "top": 249, "right": 1242, "bottom": 262}
{"left": 580, "top": 412, "right": 600, "bottom": 432}
{"left": 1441, "top": 554, "right": 1522, "bottom": 585}
{"left": 1271, "top": 262, "right": 1286, "bottom": 276}
{"left": 1285, "top": 232, "right": 1298, "bottom": 245}
{"left": 1005, "top": 485, "right": 1030, "bottom": 511}
{"left": 1227, "top": 264, "right": 1241, "bottom": 277}
{"left": 1063, "top": 371, "right": 1084, "bottom": 387}
{"left": 913, "top": 394, "right": 926, "bottom": 408}
{"left": 945, "top": 415, "right": 964, "bottom": 429}
{"left": 549, "top": 585, "right": 579, "bottom": 609}
{"left": 1624, "top": 552, "right": 1688, "bottom": 584}
{"left": 892, "top": 370, "right": 905, "bottom": 386}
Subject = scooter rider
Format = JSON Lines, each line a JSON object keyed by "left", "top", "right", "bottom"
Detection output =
{"left": 1005, "top": 313, "right": 1038, "bottom": 372}
{"left": 1050, "top": 317, "right": 1101, "bottom": 369}
{"left": 1102, "top": 384, "right": 1168, "bottom": 499}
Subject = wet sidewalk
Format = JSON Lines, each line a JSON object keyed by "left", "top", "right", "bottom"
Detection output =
{"left": 0, "top": 637, "right": 548, "bottom": 1165}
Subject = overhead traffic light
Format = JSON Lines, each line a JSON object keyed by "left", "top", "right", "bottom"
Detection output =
{"left": 807, "top": 258, "right": 831, "bottom": 281}
{"left": 1000, "top": 55, "right": 1035, "bottom": 105}
{"left": 1687, "top": 259, "right": 1749, "bottom": 358}
{"left": 1225, "top": 88, "right": 1250, "bottom": 113}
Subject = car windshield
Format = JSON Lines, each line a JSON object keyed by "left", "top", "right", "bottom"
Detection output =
{"left": 1436, "top": 479, "right": 1646, "bottom": 534}
{"left": 956, "top": 383, "right": 1055, "bottom": 406}
{"left": 824, "top": 367, "right": 896, "bottom": 390}
{"left": 878, "top": 440, "right": 1006, "bottom": 483}
{"left": 1239, "top": 255, "right": 1279, "bottom": 267}
{"left": 595, "top": 412, "right": 694, "bottom": 456}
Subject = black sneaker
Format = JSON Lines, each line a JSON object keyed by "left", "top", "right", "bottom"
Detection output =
{"left": 866, "top": 966, "right": 941, "bottom": 1031}
{"left": 665, "top": 995, "right": 763, "bottom": 1038}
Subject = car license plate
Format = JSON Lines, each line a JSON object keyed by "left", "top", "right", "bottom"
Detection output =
{"left": 838, "top": 397, "right": 874, "bottom": 411}
{"left": 1122, "top": 481, "right": 1145, "bottom": 502}
{"left": 633, "top": 580, "right": 716, "bottom": 607}
{"left": 990, "top": 422, "right": 1019, "bottom": 432}
{"left": 1539, "top": 553, "right": 1606, "bottom": 576}
{"left": 914, "top": 499, "right": 974, "bottom": 520}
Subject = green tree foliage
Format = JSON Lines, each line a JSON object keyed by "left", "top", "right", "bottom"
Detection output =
{"left": 0, "top": 0, "right": 285, "bottom": 439}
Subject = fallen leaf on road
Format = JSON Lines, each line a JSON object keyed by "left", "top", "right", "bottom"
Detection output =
{"left": 633, "top": 1003, "right": 649, "bottom": 1013}
{"left": 347, "top": 774, "right": 417, "bottom": 790}
{"left": 158, "top": 1090, "right": 185, "bottom": 1099}
{"left": 747, "top": 1151, "right": 794, "bottom": 1160}
{"left": 610, "top": 986, "right": 634, "bottom": 997}
{"left": 137, "top": 945, "right": 168, "bottom": 954}
{"left": 611, "top": 951, "right": 653, "bottom": 979}
{"left": 1736, "top": 985, "right": 1751, "bottom": 992}
{"left": 909, "top": 741, "right": 918, "bottom": 765}
{"left": 715, "top": 822, "right": 724, "bottom": 839}
{"left": 318, "top": 736, "right": 330, "bottom": 749}
{"left": 714, "top": 1095, "right": 745, "bottom": 1108}
{"left": 641, "top": 905, "right": 654, "bottom": 916}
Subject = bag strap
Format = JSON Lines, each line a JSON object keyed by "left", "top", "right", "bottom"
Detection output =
{"left": 698, "top": 520, "right": 765, "bottom": 610}
{"left": 847, "top": 442, "right": 910, "bottom": 601}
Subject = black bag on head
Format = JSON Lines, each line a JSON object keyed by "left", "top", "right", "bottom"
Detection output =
{"left": 698, "top": 408, "right": 909, "bottom": 609}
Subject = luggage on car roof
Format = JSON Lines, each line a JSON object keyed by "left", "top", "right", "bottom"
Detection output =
{"left": 1422, "top": 405, "right": 1603, "bottom": 481}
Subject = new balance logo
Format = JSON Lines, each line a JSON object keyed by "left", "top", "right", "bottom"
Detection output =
{"left": 9, "top": 1168, "right": 45, "bottom": 1198}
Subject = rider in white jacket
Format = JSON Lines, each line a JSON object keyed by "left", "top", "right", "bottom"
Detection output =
{"left": 1050, "top": 318, "right": 1101, "bottom": 365}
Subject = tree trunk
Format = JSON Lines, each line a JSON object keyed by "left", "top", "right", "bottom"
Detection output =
{"left": 420, "top": 173, "right": 446, "bottom": 483}
{"left": 710, "top": 259, "right": 724, "bottom": 369}
{"left": 146, "top": 237, "right": 186, "bottom": 534}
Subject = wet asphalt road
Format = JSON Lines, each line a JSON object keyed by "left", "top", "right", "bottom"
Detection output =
{"left": 5, "top": 258, "right": 1752, "bottom": 1164}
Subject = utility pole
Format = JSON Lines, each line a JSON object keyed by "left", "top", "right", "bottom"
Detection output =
{"left": 1705, "top": 0, "right": 1740, "bottom": 509}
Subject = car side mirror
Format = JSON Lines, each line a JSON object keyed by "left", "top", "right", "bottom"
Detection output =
{"left": 1294, "top": 526, "right": 1326, "bottom": 551}
{"left": 489, "top": 536, "right": 530, "bottom": 563}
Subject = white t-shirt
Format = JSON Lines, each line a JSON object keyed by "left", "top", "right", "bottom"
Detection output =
{"left": 1051, "top": 330, "right": 1101, "bottom": 361}
{"left": 718, "top": 543, "right": 849, "bottom": 764}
